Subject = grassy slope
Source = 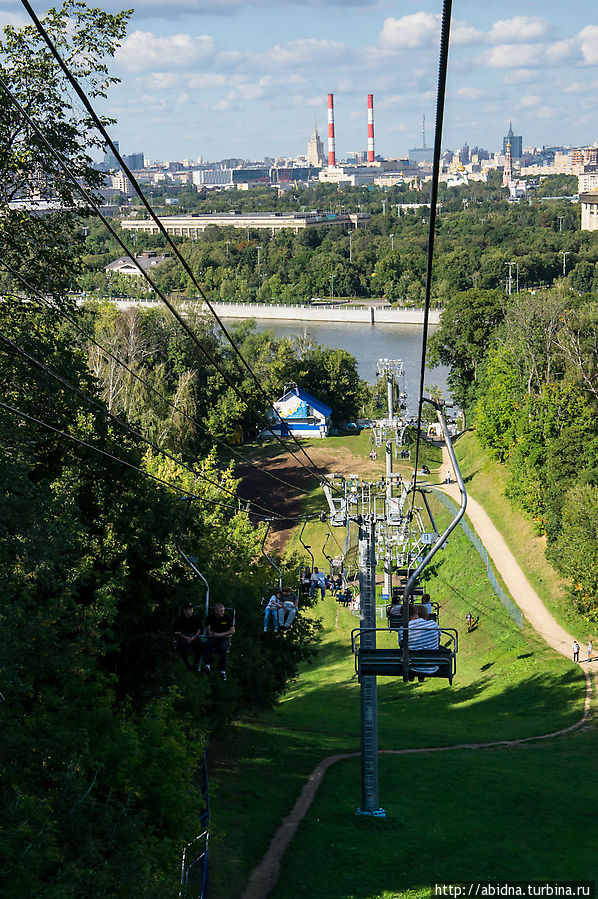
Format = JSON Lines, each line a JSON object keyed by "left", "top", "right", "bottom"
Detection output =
{"left": 208, "top": 463, "right": 588, "bottom": 898}
{"left": 454, "top": 430, "right": 591, "bottom": 643}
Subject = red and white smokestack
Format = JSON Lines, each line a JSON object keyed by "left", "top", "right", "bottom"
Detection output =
{"left": 327, "top": 93, "right": 336, "bottom": 167}
{"left": 367, "top": 93, "right": 375, "bottom": 163}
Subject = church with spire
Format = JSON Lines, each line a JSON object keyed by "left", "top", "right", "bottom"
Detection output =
{"left": 503, "top": 122, "right": 522, "bottom": 159}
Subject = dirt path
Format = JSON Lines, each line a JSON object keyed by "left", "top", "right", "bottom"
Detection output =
{"left": 438, "top": 445, "right": 591, "bottom": 665}
{"left": 240, "top": 445, "right": 594, "bottom": 899}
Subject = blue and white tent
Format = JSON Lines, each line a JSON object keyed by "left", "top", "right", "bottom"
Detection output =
{"left": 265, "top": 384, "right": 332, "bottom": 439}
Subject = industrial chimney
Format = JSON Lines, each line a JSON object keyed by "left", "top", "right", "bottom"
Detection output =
{"left": 367, "top": 94, "right": 375, "bottom": 162}
{"left": 327, "top": 93, "right": 336, "bottom": 167}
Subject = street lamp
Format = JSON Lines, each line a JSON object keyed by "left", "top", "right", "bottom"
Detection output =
{"left": 349, "top": 230, "right": 353, "bottom": 263}
{"left": 562, "top": 251, "right": 569, "bottom": 276}
{"left": 226, "top": 240, "right": 231, "bottom": 257}
{"left": 256, "top": 245, "right": 262, "bottom": 275}
{"left": 390, "top": 233, "right": 394, "bottom": 252}
{"left": 330, "top": 270, "right": 335, "bottom": 301}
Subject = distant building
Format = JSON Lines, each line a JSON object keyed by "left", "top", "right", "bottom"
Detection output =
{"left": 264, "top": 384, "right": 332, "bottom": 439}
{"left": 124, "top": 152, "right": 144, "bottom": 170}
{"left": 503, "top": 123, "right": 522, "bottom": 159}
{"left": 122, "top": 211, "right": 371, "bottom": 237}
{"left": 306, "top": 121, "right": 326, "bottom": 167}
{"left": 104, "top": 251, "right": 170, "bottom": 277}
{"left": 580, "top": 189, "right": 598, "bottom": 231}
{"left": 111, "top": 170, "right": 132, "bottom": 196}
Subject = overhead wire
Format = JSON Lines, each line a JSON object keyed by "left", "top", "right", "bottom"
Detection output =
{"left": 0, "top": 330, "right": 318, "bottom": 522}
{"left": 1, "top": 261, "right": 309, "bottom": 496}
{"left": 0, "top": 73, "right": 336, "bottom": 499}
{"left": 0, "top": 400, "right": 251, "bottom": 516}
{"left": 410, "top": 0, "right": 453, "bottom": 510}
{"left": 15, "top": 0, "right": 338, "bottom": 492}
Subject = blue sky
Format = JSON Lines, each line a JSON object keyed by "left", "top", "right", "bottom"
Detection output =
{"left": 5, "top": 0, "right": 598, "bottom": 162}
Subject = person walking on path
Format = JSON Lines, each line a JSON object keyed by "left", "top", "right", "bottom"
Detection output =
{"left": 587, "top": 639, "right": 593, "bottom": 662}
{"left": 572, "top": 640, "right": 580, "bottom": 663}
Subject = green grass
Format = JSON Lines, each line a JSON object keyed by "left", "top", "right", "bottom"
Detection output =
{"left": 271, "top": 731, "right": 598, "bottom": 899}
{"left": 454, "top": 431, "right": 591, "bottom": 643}
{"left": 207, "top": 482, "right": 588, "bottom": 899}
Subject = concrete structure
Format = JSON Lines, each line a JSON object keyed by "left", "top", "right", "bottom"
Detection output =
{"left": 578, "top": 170, "right": 598, "bottom": 193}
{"left": 121, "top": 211, "right": 371, "bottom": 237}
{"left": 580, "top": 189, "right": 598, "bottom": 231}
{"left": 266, "top": 384, "right": 332, "bottom": 439}
{"left": 318, "top": 166, "right": 376, "bottom": 187}
{"left": 111, "top": 170, "right": 132, "bottom": 196}
{"left": 83, "top": 298, "right": 441, "bottom": 326}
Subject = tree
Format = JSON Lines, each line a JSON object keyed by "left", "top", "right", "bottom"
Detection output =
{"left": 428, "top": 288, "right": 504, "bottom": 408}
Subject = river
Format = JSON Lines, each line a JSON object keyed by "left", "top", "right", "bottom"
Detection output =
{"left": 228, "top": 318, "right": 452, "bottom": 415}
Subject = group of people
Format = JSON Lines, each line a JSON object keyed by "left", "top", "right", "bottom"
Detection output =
{"left": 263, "top": 586, "right": 299, "bottom": 633}
{"left": 300, "top": 566, "right": 344, "bottom": 601}
{"left": 174, "top": 601, "right": 235, "bottom": 680}
{"left": 572, "top": 639, "right": 593, "bottom": 663}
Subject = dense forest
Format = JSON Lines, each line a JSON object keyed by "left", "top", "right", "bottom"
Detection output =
{"left": 0, "top": 6, "right": 325, "bottom": 895}
{"left": 79, "top": 177, "right": 588, "bottom": 307}
{"left": 429, "top": 283, "right": 598, "bottom": 622}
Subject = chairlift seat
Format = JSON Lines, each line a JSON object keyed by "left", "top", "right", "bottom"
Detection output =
{"left": 357, "top": 647, "right": 455, "bottom": 683}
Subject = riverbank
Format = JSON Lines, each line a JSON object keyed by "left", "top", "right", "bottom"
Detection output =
{"left": 78, "top": 297, "right": 440, "bottom": 326}
{"left": 209, "top": 301, "right": 440, "bottom": 325}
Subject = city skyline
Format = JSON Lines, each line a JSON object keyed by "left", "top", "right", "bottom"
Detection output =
{"left": 3, "top": 0, "right": 598, "bottom": 161}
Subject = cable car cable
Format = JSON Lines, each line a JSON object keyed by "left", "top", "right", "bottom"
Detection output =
{"left": 1, "top": 264, "right": 308, "bottom": 496}
{"left": 0, "top": 73, "right": 336, "bottom": 497}
{"left": 0, "top": 332, "right": 301, "bottom": 522}
{"left": 409, "top": 0, "right": 453, "bottom": 510}
{"left": 0, "top": 400, "right": 253, "bottom": 516}
{"left": 12, "top": 6, "right": 337, "bottom": 491}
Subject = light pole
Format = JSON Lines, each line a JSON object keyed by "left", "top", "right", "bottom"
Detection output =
{"left": 506, "top": 261, "right": 514, "bottom": 296}
{"left": 226, "top": 240, "right": 231, "bottom": 257}
{"left": 256, "top": 245, "right": 262, "bottom": 276}
{"left": 349, "top": 230, "right": 353, "bottom": 263}
{"left": 390, "top": 233, "right": 394, "bottom": 252}
{"left": 562, "top": 251, "right": 569, "bottom": 276}
{"left": 330, "top": 270, "right": 335, "bottom": 301}
{"left": 557, "top": 216, "right": 564, "bottom": 233}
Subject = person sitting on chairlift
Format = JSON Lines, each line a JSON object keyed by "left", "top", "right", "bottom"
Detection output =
{"left": 397, "top": 603, "right": 441, "bottom": 680}
{"left": 279, "top": 586, "right": 299, "bottom": 628}
{"left": 174, "top": 602, "right": 205, "bottom": 672}
{"left": 309, "top": 567, "right": 326, "bottom": 600}
{"left": 204, "top": 603, "right": 235, "bottom": 681}
{"left": 264, "top": 592, "right": 281, "bottom": 633}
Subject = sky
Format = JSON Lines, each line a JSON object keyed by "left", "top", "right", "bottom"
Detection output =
{"left": 3, "top": 0, "right": 598, "bottom": 162}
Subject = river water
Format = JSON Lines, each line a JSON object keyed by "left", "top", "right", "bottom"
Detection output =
{"left": 228, "top": 318, "right": 452, "bottom": 415}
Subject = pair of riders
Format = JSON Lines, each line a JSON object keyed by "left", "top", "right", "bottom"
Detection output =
{"left": 174, "top": 601, "right": 235, "bottom": 681}
{"left": 264, "top": 586, "right": 299, "bottom": 632}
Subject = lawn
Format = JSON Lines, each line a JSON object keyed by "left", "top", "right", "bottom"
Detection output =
{"left": 206, "top": 474, "right": 589, "bottom": 899}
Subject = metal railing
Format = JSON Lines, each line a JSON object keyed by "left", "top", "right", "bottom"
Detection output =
{"left": 432, "top": 490, "right": 523, "bottom": 629}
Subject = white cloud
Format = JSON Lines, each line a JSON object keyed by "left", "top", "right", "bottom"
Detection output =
{"left": 518, "top": 94, "right": 541, "bottom": 108}
{"left": 116, "top": 31, "right": 217, "bottom": 72}
{"left": 379, "top": 12, "right": 440, "bottom": 51}
{"left": 483, "top": 40, "right": 575, "bottom": 69}
{"left": 262, "top": 38, "right": 347, "bottom": 68}
{"left": 579, "top": 25, "right": 598, "bottom": 65}
{"left": 489, "top": 17, "right": 550, "bottom": 45}
{"left": 454, "top": 86, "right": 484, "bottom": 100}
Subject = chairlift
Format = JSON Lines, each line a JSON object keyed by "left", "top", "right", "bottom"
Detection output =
{"left": 352, "top": 399, "right": 466, "bottom": 684}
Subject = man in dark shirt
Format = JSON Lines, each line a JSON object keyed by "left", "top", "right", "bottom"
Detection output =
{"left": 204, "top": 602, "right": 235, "bottom": 681}
{"left": 174, "top": 601, "right": 204, "bottom": 671}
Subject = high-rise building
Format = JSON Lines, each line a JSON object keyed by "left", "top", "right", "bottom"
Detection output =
{"left": 503, "top": 123, "right": 522, "bottom": 159}
{"left": 307, "top": 119, "right": 325, "bottom": 167}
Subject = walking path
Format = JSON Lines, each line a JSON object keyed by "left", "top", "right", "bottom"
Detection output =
{"left": 241, "top": 449, "right": 594, "bottom": 899}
